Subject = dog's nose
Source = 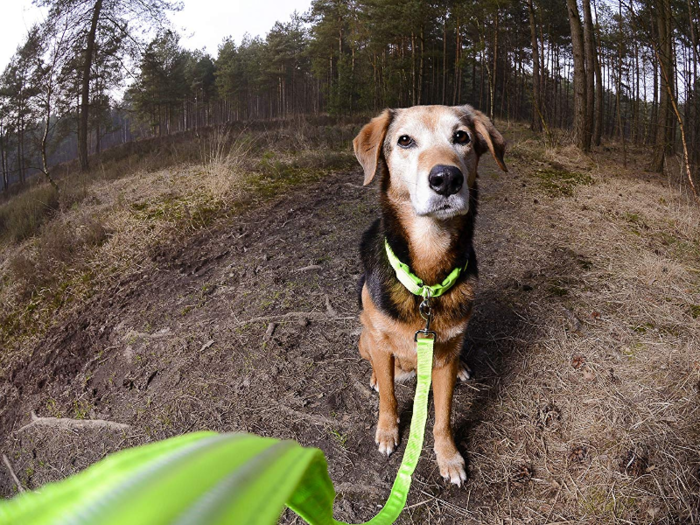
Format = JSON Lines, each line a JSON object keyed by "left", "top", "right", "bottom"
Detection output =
{"left": 428, "top": 165, "right": 463, "bottom": 196}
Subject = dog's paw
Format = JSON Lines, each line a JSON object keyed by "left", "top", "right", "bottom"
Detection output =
{"left": 375, "top": 424, "right": 399, "bottom": 456}
{"left": 457, "top": 362, "right": 473, "bottom": 382}
{"left": 436, "top": 450, "right": 467, "bottom": 486}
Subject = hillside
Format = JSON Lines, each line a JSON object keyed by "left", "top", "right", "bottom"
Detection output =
{"left": 1, "top": 123, "right": 699, "bottom": 524}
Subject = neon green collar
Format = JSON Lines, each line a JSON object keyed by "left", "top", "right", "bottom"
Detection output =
{"left": 384, "top": 239, "right": 467, "bottom": 298}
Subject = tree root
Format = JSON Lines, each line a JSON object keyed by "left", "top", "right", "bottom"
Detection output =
{"left": 2, "top": 454, "right": 25, "bottom": 493}
{"left": 234, "top": 311, "right": 354, "bottom": 328}
{"left": 16, "top": 411, "right": 130, "bottom": 434}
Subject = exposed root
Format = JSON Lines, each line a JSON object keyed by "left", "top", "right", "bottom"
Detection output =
{"left": 295, "top": 264, "right": 322, "bottom": 273}
{"left": 234, "top": 311, "right": 354, "bottom": 327}
{"left": 16, "top": 411, "right": 130, "bottom": 434}
{"left": 2, "top": 454, "right": 25, "bottom": 493}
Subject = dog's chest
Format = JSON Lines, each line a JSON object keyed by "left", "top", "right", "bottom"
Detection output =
{"left": 362, "top": 278, "right": 475, "bottom": 359}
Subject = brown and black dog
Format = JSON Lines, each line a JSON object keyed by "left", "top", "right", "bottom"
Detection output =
{"left": 353, "top": 105, "right": 507, "bottom": 486}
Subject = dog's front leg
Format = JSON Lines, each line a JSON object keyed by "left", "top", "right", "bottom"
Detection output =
{"left": 372, "top": 348, "right": 399, "bottom": 456}
{"left": 432, "top": 358, "right": 467, "bottom": 486}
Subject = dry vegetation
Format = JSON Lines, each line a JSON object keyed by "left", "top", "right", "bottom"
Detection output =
{"left": 0, "top": 119, "right": 358, "bottom": 365}
{"left": 0, "top": 120, "right": 699, "bottom": 524}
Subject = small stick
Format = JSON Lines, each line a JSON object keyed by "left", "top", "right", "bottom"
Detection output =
{"left": 2, "top": 454, "right": 25, "bottom": 493}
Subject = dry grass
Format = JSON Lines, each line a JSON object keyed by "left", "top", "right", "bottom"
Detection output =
{"left": 0, "top": 120, "right": 357, "bottom": 368}
{"left": 466, "top": 127, "right": 700, "bottom": 523}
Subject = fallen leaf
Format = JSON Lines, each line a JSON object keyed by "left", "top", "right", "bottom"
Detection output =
{"left": 572, "top": 355, "right": 586, "bottom": 369}
{"left": 568, "top": 445, "right": 588, "bottom": 463}
{"left": 511, "top": 465, "right": 533, "bottom": 484}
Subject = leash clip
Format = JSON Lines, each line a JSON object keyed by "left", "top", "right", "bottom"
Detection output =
{"left": 414, "top": 329, "right": 436, "bottom": 342}
{"left": 419, "top": 288, "right": 432, "bottom": 322}
{"left": 416, "top": 288, "right": 435, "bottom": 341}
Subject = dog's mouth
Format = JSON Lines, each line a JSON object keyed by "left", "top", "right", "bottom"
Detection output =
{"left": 419, "top": 197, "right": 469, "bottom": 219}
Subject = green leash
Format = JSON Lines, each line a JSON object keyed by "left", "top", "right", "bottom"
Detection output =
{"left": 321, "top": 239, "right": 466, "bottom": 525}
{"left": 327, "top": 333, "right": 434, "bottom": 525}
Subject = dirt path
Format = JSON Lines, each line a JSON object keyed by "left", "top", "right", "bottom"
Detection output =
{"left": 1, "top": 146, "right": 698, "bottom": 523}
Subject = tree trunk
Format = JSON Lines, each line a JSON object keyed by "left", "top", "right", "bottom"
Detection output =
{"left": 491, "top": 10, "right": 499, "bottom": 120}
{"left": 566, "top": 0, "right": 589, "bottom": 151}
{"left": 442, "top": 13, "right": 447, "bottom": 105}
{"left": 418, "top": 28, "right": 424, "bottom": 104}
{"left": 688, "top": 0, "right": 699, "bottom": 173}
{"left": 0, "top": 123, "right": 7, "bottom": 192}
{"left": 78, "top": 0, "right": 103, "bottom": 173}
{"left": 40, "top": 85, "right": 59, "bottom": 191}
{"left": 592, "top": 0, "right": 604, "bottom": 145}
{"left": 582, "top": 0, "right": 596, "bottom": 148}
{"left": 527, "top": 0, "right": 542, "bottom": 131}
{"left": 652, "top": 0, "right": 673, "bottom": 172}
{"left": 452, "top": 20, "right": 460, "bottom": 105}
{"left": 411, "top": 33, "right": 416, "bottom": 106}
{"left": 616, "top": 0, "right": 627, "bottom": 167}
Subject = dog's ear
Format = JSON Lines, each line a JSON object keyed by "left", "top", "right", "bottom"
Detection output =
{"left": 353, "top": 109, "right": 393, "bottom": 186}
{"left": 472, "top": 111, "right": 507, "bottom": 172}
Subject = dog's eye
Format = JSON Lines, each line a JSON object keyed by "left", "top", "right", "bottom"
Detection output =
{"left": 453, "top": 130, "right": 470, "bottom": 145}
{"left": 397, "top": 135, "right": 414, "bottom": 148}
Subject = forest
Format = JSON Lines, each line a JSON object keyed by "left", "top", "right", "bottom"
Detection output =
{"left": 0, "top": 0, "right": 699, "bottom": 196}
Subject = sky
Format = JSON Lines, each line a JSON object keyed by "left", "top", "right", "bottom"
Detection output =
{"left": 0, "top": 0, "right": 314, "bottom": 72}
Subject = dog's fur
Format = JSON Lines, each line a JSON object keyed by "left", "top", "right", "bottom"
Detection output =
{"left": 353, "top": 105, "right": 507, "bottom": 486}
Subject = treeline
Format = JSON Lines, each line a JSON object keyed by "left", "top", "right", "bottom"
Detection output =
{"left": 1, "top": 0, "right": 699, "bottom": 195}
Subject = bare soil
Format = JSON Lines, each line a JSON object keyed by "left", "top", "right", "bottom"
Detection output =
{"left": 1, "top": 136, "right": 699, "bottom": 524}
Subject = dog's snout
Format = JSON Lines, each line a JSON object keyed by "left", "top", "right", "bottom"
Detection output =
{"left": 428, "top": 165, "right": 463, "bottom": 196}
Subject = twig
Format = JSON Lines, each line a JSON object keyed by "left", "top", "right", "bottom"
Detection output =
{"left": 654, "top": 45, "right": 699, "bottom": 203}
{"left": 16, "top": 411, "right": 130, "bottom": 433}
{"left": 234, "top": 311, "right": 354, "bottom": 328}
{"left": 2, "top": 454, "right": 25, "bottom": 493}
{"left": 295, "top": 264, "right": 322, "bottom": 273}
{"left": 626, "top": 0, "right": 699, "bottom": 203}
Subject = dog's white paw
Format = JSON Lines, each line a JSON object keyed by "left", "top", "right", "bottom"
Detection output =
{"left": 375, "top": 425, "right": 399, "bottom": 456}
{"left": 437, "top": 450, "right": 467, "bottom": 486}
{"left": 457, "top": 362, "right": 472, "bottom": 382}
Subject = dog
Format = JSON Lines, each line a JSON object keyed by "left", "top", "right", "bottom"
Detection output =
{"left": 353, "top": 105, "right": 507, "bottom": 486}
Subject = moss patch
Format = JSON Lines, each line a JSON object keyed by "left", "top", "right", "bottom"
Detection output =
{"left": 533, "top": 168, "right": 594, "bottom": 197}
{"left": 689, "top": 304, "right": 700, "bottom": 319}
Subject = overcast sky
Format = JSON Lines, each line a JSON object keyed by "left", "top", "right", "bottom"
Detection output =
{"left": 0, "top": 0, "right": 314, "bottom": 72}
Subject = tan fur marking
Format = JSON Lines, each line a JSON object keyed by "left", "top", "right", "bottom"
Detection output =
{"left": 417, "top": 148, "right": 462, "bottom": 176}
{"left": 396, "top": 209, "right": 458, "bottom": 283}
{"left": 361, "top": 283, "right": 471, "bottom": 368}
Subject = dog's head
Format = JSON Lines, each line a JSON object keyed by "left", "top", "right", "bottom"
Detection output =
{"left": 353, "top": 105, "right": 507, "bottom": 219}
